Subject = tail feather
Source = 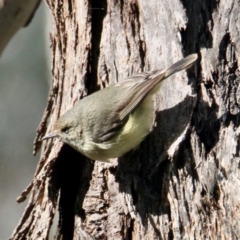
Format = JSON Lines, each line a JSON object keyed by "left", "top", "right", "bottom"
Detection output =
{"left": 164, "top": 54, "right": 198, "bottom": 78}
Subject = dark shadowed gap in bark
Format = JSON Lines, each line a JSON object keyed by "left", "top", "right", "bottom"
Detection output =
{"left": 180, "top": 0, "right": 220, "bottom": 154}
{"left": 87, "top": 0, "right": 107, "bottom": 92}
{"left": 53, "top": 144, "right": 93, "bottom": 240}
{"left": 115, "top": 94, "right": 195, "bottom": 238}
{"left": 54, "top": 1, "right": 109, "bottom": 239}
{"left": 218, "top": 33, "right": 240, "bottom": 128}
{"left": 180, "top": 0, "right": 218, "bottom": 50}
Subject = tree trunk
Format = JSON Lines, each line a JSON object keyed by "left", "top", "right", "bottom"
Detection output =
{"left": 11, "top": 0, "right": 240, "bottom": 239}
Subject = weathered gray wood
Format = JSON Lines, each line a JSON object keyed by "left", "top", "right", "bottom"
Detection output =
{"left": 11, "top": 0, "right": 240, "bottom": 239}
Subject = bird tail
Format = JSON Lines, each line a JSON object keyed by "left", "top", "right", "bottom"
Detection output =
{"left": 164, "top": 54, "right": 198, "bottom": 79}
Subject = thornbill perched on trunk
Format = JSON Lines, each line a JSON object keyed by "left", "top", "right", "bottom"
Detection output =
{"left": 11, "top": 0, "right": 240, "bottom": 239}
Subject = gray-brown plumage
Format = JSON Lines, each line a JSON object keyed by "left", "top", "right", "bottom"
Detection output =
{"left": 42, "top": 54, "right": 198, "bottom": 161}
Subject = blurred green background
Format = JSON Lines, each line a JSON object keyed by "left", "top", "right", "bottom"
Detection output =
{"left": 0, "top": 2, "right": 50, "bottom": 238}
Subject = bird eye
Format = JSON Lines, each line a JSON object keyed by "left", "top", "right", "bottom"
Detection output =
{"left": 61, "top": 126, "right": 71, "bottom": 133}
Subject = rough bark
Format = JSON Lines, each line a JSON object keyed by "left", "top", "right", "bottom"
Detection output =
{"left": 11, "top": 0, "right": 240, "bottom": 239}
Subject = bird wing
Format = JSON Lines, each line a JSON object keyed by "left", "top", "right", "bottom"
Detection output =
{"left": 92, "top": 54, "right": 198, "bottom": 143}
{"left": 92, "top": 70, "right": 166, "bottom": 143}
{"left": 115, "top": 53, "right": 198, "bottom": 121}
{"left": 116, "top": 70, "right": 166, "bottom": 121}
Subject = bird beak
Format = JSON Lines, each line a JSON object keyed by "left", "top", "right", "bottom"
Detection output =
{"left": 41, "top": 133, "right": 58, "bottom": 141}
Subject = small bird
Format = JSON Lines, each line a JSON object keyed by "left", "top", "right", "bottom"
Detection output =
{"left": 42, "top": 54, "right": 198, "bottom": 162}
